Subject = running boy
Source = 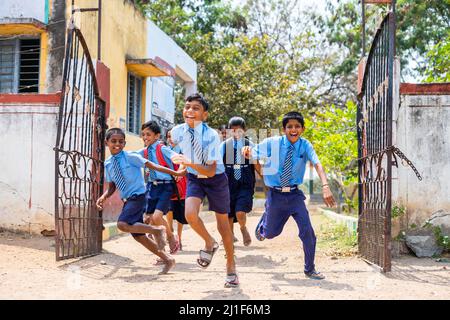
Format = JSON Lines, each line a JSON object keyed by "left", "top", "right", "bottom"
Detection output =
{"left": 220, "top": 116, "right": 261, "bottom": 246}
{"left": 96, "top": 128, "right": 184, "bottom": 274}
{"left": 170, "top": 93, "right": 239, "bottom": 288}
{"left": 242, "top": 111, "right": 336, "bottom": 280}
{"left": 138, "top": 121, "right": 180, "bottom": 255}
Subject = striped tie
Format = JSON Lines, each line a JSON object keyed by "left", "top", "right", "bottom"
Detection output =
{"left": 189, "top": 128, "right": 206, "bottom": 165}
{"left": 112, "top": 155, "right": 127, "bottom": 191}
{"left": 280, "top": 144, "right": 294, "bottom": 187}
{"left": 233, "top": 140, "right": 241, "bottom": 180}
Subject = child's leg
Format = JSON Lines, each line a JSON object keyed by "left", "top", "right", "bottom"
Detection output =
{"left": 153, "top": 209, "right": 177, "bottom": 244}
{"left": 167, "top": 210, "right": 174, "bottom": 233}
{"left": 132, "top": 234, "right": 175, "bottom": 274}
{"left": 117, "top": 221, "right": 166, "bottom": 249}
{"left": 291, "top": 194, "right": 317, "bottom": 274}
{"left": 228, "top": 217, "right": 234, "bottom": 235}
{"left": 185, "top": 196, "right": 216, "bottom": 250}
{"left": 258, "top": 190, "right": 291, "bottom": 239}
{"left": 216, "top": 212, "right": 236, "bottom": 274}
{"left": 177, "top": 222, "right": 183, "bottom": 249}
{"left": 236, "top": 211, "right": 251, "bottom": 246}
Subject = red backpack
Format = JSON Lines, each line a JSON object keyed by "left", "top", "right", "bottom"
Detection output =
{"left": 144, "top": 144, "right": 187, "bottom": 200}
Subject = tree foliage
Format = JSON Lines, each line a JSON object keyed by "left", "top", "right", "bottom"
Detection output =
{"left": 314, "top": 0, "right": 450, "bottom": 82}
{"left": 424, "top": 34, "right": 450, "bottom": 83}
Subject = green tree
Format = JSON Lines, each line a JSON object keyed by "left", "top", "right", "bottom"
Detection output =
{"left": 424, "top": 34, "right": 450, "bottom": 83}
{"left": 314, "top": 0, "right": 450, "bottom": 82}
{"left": 302, "top": 101, "right": 358, "bottom": 212}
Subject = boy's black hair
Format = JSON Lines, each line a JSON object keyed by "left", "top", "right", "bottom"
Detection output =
{"left": 141, "top": 120, "right": 161, "bottom": 134}
{"left": 186, "top": 93, "right": 209, "bottom": 111}
{"left": 228, "top": 116, "right": 246, "bottom": 130}
{"left": 105, "top": 127, "right": 125, "bottom": 140}
{"left": 218, "top": 124, "right": 227, "bottom": 131}
{"left": 282, "top": 111, "right": 305, "bottom": 128}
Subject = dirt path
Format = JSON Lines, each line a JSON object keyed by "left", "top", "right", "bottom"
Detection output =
{"left": 0, "top": 208, "right": 449, "bottom": 300}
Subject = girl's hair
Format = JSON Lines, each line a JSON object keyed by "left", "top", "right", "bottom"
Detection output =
{"left": 105, "top": 127, "right": 125, "bottom": 140}
{"left": 228, "top": 116, "right": 246, "bottom": 130}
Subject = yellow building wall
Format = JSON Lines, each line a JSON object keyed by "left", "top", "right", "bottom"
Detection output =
{"left": 66, "top": 0, "right": 148, "bottom": 152}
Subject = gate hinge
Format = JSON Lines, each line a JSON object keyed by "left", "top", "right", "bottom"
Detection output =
{"left": 389, "top": 146, "right": 422, "bottom": 181}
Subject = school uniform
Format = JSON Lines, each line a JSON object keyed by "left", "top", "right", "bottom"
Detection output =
{"left": 250, "top": 135, "right": 320, "bottom": 274}
{"left": 220, "top": 137, "right": 255, "bottom": 222}
{"left": 137, "top": 141, "right": 177, "bottom": 215}
{"left": 171, "top": 122, "right": 230, "bottom": 214}
{"left": 104, "top": 151, "right": 150, "bottom": 236}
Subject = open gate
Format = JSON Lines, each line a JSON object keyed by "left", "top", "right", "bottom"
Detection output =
{"left": 54, "top": 25, "right": 106, "bottom": 261}
{"left": 357, "top": 11, "right": 396, "bottom": 272}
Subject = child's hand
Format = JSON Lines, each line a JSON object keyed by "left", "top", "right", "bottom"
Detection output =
{"left": 174, "top": 167, "right": 187, "bottom": 177}
{"left": 143, "top": 213, "right": 152, "bottom": 225}
{"left": 96, "top": 196, "right": 106, "bottom": 210}
{"left": 322, "top": 186, "right": 336, "bottom": 208}
{"left": 242, "top": 146, "right": 252, "bottom": 159}
{"left": 172, "top": 154, "right": 191, "bottom": 166}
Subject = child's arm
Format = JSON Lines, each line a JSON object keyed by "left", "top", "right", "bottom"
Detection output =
{"left": 314, "top": 163, "right": 336, "bottom": 208}
{"left": 145, "top": 160, "right": 186, "bottom": 177}
{"left": 254, "top": 161, "right": 263, "bottom": 178}
{"left": 96, "top": 182, "right": 116, "bottom": 210}
{"left": 171, "top": 154, "right": 216, "bottom": 177}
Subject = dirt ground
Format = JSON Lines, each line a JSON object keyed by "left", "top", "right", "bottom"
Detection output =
{"left": 0, "top": 208, "right": 449, "bottom": 300}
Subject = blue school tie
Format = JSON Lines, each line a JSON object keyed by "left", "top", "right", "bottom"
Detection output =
{"left": 280, "top": 144, "right": 294, "bottom": 187}
{"left": 189, "top": 128, "right": 206, "bottom": 165}
{"left": 233, "top": 140, "right": 241, "bottom": 180}
{"left": 112, "top": 155, "right": 126, "bottom": 191}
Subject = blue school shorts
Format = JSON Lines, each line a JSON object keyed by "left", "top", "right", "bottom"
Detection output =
{"left": 170, "top": 199, "right": 188, "bottom": 225}
{"left": 229, "top": 183, "right": 254, "bottom": 220}
{"left": 145, "top": 182, "right": 174, "bottom": 215}
{"left": 117, "top": 193, "right": 146, "bottom": 237}
{"left": 186, "top": 173, "right": 230, "bottom": 214}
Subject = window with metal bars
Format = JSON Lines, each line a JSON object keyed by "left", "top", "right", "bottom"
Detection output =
{"left": 127, "top": 73, "right": 142, "bottom": 134}
{"left": 0, "top": 38, "right": 40, "bottom": 93}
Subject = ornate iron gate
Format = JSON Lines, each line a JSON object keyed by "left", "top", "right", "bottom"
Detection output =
{"left": 54, "top": 25, "right": 106, "bottom": 261}
{"left": 357, "top": 12, "right": 396, "bottom": 272}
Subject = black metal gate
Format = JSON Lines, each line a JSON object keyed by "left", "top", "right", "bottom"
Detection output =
{"left": 54, "top": 25, "right": 106, "bottom": 261}
{"left": 357, "top": 12, "right": 396, "bottom": 272}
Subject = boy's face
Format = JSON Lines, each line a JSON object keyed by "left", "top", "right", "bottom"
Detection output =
{"left": 167, "top": 131, "right": 175, "bottom": 147}
{"left": 183, "top": 100, "right": 208, "bottom": 128}
{"left": 283, "top": 119, "right": 304, "bottom": 144}
{"left": 141, "top": 127, "right": 160, "bottom": 147}
{"left": 230, "top": 125, "right": 245, "bottom": 140}
{"left": 106, "top": 133, "right": 126, "bottom": 155}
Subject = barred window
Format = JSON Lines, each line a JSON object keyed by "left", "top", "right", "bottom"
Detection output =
{"left": 0, "top": 38, "right": 40, "bottom": 93}
{"left": 127, "top": 73, "right": 142, "bottom": 134}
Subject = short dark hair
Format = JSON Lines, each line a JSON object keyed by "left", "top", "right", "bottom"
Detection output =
{"left": 141, "top": 120, "right": 161, "bottom": 134}
{"left": 186, "top": 93, "right": 209, "bottom": 111}
{"left": 218, "top": 124, "right": 227, "bottom": 131}
{"left": 282, "top": 111, "right": 304, "bottom": 128}
{"left": 105, "top": 127, "right": 125, "bottom": 140}
{"left": 228, "top": 116, "right": 246, "bottom": 130}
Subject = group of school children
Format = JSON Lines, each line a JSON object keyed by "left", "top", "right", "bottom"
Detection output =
{"left": 96, "top": 93, "right": 336, "bottom": 288}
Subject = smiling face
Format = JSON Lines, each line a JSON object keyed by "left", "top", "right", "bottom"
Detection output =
{"left": 230, "top": 125, "right": 245, "bottom": 140}
{"left": 141, "top": 127, "right": 160, "bottom": 147}
{"left": 183, "top": 100, "right": 208, "bottom": 128}
{"left": 283, "top": 119, "right": 304, "bottom": 144}
{"left": 106, "top": 133, "right": 126, "bottom": 155}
